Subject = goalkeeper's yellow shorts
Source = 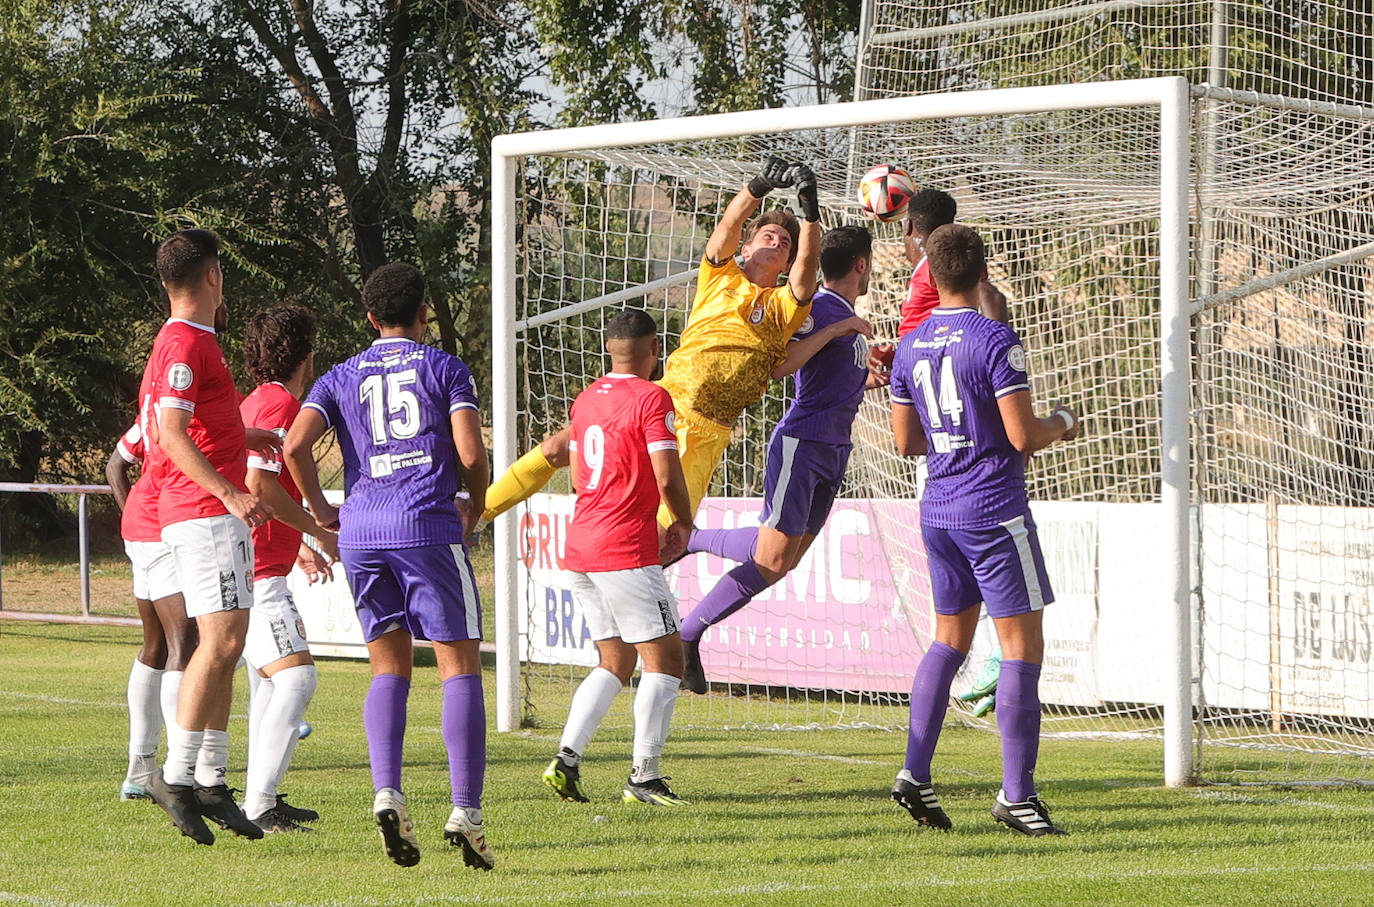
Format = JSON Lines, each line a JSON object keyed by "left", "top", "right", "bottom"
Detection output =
{"left": 656, "top": 406, "right": 732, "bottom": 529}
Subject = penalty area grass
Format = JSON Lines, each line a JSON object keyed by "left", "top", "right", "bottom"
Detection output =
{"left": 1, "top": 622, "right": 1372, "bottom": 906}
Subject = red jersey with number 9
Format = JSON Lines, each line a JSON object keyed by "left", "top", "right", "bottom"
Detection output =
{"left": 564, "top": 373, "right": 678, "bottom": 572}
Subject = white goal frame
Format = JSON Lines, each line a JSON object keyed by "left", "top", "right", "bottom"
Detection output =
{"left": 489, "top": 77, "right": 1195, "bottom": 787}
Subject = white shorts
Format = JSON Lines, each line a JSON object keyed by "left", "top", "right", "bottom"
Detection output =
{"left": 162, "top": 514, "right": 254, "bottom": 619}
{"left": 243, "top": 575, "right": 309, "bottom": 670}
{"left": 124, "top": 539, "right": 180, "bottom": 603}
{"left": 571, "top": 566, "right": 679, "bottom": 645}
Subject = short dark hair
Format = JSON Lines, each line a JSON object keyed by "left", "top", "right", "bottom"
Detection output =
{"left": 606, "top": 308, "right": 658, "bottom": 341}
{"left": 156, "top": 229, "right": 221, "bottom": 289}
{"left": 819, "top": 225, "right": 872, "bottom": 281}
{"left": 363, "top": 262, "right": 425, "bottom": 327}
{"left": 906, "top": 188, "right": 957, "bottom": 238}
{"left": 925, "top": 224, "right": 985, "bottom": 295}
{"left": 744, "top": 208, "right": 801, "bottom": 266}
{"left": 243, "top": 305, "right": 317, "bottom": 385}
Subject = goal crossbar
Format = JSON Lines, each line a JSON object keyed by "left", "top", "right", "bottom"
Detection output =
{"left": 491, "top": 76, "right": 1195, "bottom": 787}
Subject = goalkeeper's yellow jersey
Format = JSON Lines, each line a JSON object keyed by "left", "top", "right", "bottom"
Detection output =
{"left": 658, "top": 255, "right": 811, "bottom": 428}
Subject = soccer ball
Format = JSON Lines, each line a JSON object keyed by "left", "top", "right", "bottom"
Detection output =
{"left": 857, "top": 164, "right": 914, "bottom": 222}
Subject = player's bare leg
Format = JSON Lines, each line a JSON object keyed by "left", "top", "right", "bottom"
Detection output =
{"left": 989, "top": 611, "right": 1064, "bottom": 835}
{"left": 121, "top": 597, "right": 167, "bottom": 800}
{"left": 434, "top": 639, "right": 492, "bottom": 870}
{"left": 244, "top": 650, "right": 318, "bottom": 832}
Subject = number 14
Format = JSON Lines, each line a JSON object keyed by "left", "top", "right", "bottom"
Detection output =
{"left": 912, "top": 357, "right": 965, "bottom": 428}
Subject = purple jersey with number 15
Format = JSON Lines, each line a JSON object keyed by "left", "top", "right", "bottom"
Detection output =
{"left": 891, "top": 306, "right": 1030, "bottom": 530}
{"left": 303, "top": 337, "right": 479, "bottom": 550}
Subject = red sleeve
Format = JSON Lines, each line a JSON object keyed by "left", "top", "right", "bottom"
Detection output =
{"left": 155, "top": 331, "right": 206, "bottom": 415}
{"left": 898, "top": 263, "right": 941, "bottom": 337}
{"left": 116, "top": 423, "right": 144, "bottom": 463}
{"left": 242, "top": 390, "right": 297, "bottom": 474}
{"left": 641, "top": 385, "right": 678, "bottom": 453}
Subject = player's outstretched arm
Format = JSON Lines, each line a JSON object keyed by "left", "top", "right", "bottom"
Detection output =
{"left": 771, "top": 316, "right": 874, "bottom": 380}
{"left": 159, "top": 406, "right": 273, "bottom": 528}
{"left": 788, "top": 164, "right": 822, "bottom": 303}
{"left": 997, "top": 391, "right": 1078, "bottom": 454}
{"left": 450, "top": 408, "right": 490, "bottom": 535}
{"left": 105, "top": 447, "right": 134, "bottom": 512}
{"left": 890, "top": 401, "right": 928, "bottom": 457}
{"left": 246, "top": 465, "right": 338, "bottom": 562}
{"left": 283, "top": 408, "right": 337, "bottom": 529}
{"left": 650, "top": 449, "right": 693, "bottom": 565}
{"left": 704, "top": 156, "right": 792, "bottom": 265}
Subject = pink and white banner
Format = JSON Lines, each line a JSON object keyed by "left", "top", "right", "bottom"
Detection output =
{"left": 516, "top": 494, "right": 933, "bottom": 693}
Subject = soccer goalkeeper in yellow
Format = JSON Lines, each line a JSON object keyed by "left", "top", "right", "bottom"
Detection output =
{"left": 484, "top": 156, "right": 822, "bottom": 536}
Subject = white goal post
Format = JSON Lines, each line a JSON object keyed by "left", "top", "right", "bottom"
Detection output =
{"left": 490, "top": 77, "right": 1195, "bottom": 786}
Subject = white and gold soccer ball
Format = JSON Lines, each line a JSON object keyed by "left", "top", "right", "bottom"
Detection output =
{"left": 857, "top": 164, "right": 915, "bottom": 222}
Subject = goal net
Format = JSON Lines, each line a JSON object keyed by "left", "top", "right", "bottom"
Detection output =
{"left": 852, "top": 0, "right": 1374, "bottom": 786}
{"left": 492, "top": 4, "right": 1374, "bottom": 786}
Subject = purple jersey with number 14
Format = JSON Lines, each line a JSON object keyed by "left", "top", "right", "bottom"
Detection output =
{"left": 891, "top": 306, "right": 1030, "bottom": 530}
{"left": 303, "top": 337, "right": 479, "bottom": 550}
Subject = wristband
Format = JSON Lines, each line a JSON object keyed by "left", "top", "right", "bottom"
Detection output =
{"left": 1054, "top": 408, "right": 1076, "bottom": 433}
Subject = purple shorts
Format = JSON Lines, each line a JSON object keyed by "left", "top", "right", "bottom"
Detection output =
{"left": 341, "top": 543, "right": 483, "bottom": 643}
{"left": 921, "top": 512, "right": 1054, "bottom": 619}
{"left": 759, "top": 435, "right": 852, "bottom": 537}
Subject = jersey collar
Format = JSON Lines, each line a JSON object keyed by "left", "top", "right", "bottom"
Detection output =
{"left": 604, "top": 372, "right": 637, "bottom": 379}
{"left": 371, "top": 337, "right": 415, "bottom": 346}
{"left": 168, "top": 317, "right": 216, "bottom": 334}
{"left": 930, "top": 306, "right": 977, "bottom": 315}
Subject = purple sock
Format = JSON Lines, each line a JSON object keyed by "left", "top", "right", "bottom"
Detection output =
{"left": 442, "top": 674, "right": 486, "bottom": 809}
{"left": 680, "top": 560, "right": 773, "bottom": 643}
{"left": 997, "top": 659, "right": 1042, "bottom": 802}
{"left": 687, "top": 527, "right": 758, "bottom": 562}
{"left": 903, "top": 641, "right": 966, "bottom": 782}
{"left": 363, "top": 673, "right": 409, "bottom": 793}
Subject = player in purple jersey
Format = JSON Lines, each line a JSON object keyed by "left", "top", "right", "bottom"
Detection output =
{"left": 284, "top": 263, "right": 494, "bottom": 870}
{"left": 680, "top": 225, "right": 883, "bottom": 693}
{"left": 888, "top": 224, "right": 1079, "bottom": 836}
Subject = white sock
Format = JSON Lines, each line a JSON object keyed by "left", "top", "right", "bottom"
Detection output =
{"left": 159, "top": 670, "right": 183, "bottom": 736}
{"left": 630, "top": 672, "right": 680, "bottom": 782}
{"left": 194, "top": 728, "right": 230, "bottom": 788}
{"left": 558, "top": 667, "right": 623, "bottom": 759}
{"left": 247, "top": 673, "right": 273, "bottom": 783}
{"left": 244, "top": 665, "right": 317, "bottom": 819}
{"left": 162, "top": 721, "right": 202, "bottom": 787}
{"left": 126, "top": 659, "right": 163, "bottom": 768}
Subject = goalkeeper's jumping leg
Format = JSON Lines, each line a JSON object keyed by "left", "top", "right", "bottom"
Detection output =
{"left": 482, "top": 430, "right": 570, "bottom": 523}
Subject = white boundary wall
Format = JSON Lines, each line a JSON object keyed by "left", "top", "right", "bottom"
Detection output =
{"left": 490, "top": 77, "right": 1194, "bottom": 785}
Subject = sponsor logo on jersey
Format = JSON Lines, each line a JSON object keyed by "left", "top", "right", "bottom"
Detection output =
{"left": 749, "top": 304, "right": 765, "bottom": 324}
{"left": 1007, "top": 344, "right": 1027, "bottom": 372}
{"left": 168, "top": 363, "right": 194, "bottom": 391}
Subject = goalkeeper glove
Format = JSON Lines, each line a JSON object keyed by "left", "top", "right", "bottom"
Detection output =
{"left": 747, "top": 156, "right": 794, "bottom": 199}
{"left": 793, "top": 163, "right": 820, "bottom": 222}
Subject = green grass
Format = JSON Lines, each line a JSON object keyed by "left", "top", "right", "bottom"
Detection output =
{"left": 3, "top": 624, "right": 1374, "bottom": 905}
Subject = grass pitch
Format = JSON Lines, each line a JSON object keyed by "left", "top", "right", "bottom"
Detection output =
{"left": 2, "top": 622, "right": 1373, "bottom": 906}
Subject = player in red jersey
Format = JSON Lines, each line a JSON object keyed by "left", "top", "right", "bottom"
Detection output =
{"left": 895, "top": 188, "right": 1007, "bottom": 338}
{"left": 106, "top": 420, "right": 195, "bottom": 802}
{"left": 237, "top": 305, "right": 339, "bottom": 833}
{"left": 141, "top": 229, "right": 275, "bottom": 845}
{"left": 540, "top": 309, "right": 695, "bottom": 808}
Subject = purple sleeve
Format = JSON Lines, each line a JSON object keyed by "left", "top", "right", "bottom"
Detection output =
{"left": 302, "top": 367, "right": 341, "bottom": 427}
{"left": 987, "top": 325, "right": 1031, "bottom": 399}
{"left": 890, "top": 337, "right": 915, "bottom": 406}
{"left": 446, "top": 357, "right": 479, "bottom": 414}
